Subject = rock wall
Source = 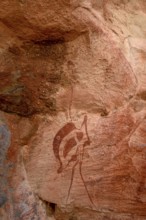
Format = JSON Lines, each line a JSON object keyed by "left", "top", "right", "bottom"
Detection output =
{"left": 0, "top": 0, "right": 146, "bottom": 219}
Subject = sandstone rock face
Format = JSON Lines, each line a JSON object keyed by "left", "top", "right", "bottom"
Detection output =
{"left": 0, "top": 0, "right": 146, "bottom": 219}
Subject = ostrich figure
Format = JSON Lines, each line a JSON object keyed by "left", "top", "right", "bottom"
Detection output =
{"left": 53, "top": 113, "right": 96, "bottom": 207}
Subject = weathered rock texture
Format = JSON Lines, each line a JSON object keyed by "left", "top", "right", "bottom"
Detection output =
{"left": 0, "top": 0, "right": 146, "bottom": 219}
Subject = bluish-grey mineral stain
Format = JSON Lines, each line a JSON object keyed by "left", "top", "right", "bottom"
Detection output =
{"left": 0, "top": 121, "right": 11, "bottom": 207}
{"left": 0, "top": 123, "right": 11, "bottom": 165}
{"left": 0, "top": 193, "right": 7, "bottom": 207}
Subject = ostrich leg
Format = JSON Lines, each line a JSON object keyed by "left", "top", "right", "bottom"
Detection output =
{"left": 79, "top": 160, "right": 96, "bottom": 208}
{"left": 66, "top": 160, "right": 78, "bottom": 204}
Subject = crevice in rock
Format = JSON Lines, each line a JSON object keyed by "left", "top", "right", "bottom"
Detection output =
{"left": 38, "top": 197, "right": 57, "bottom": 217}
{"left": 49, "top": 202, "right": 56, "bottom": 214}
{"left": 100, "top": 108, "right": 109, "bottom": 116}
{"left": 31, "top": 38, "right": 65, "bottom": 46}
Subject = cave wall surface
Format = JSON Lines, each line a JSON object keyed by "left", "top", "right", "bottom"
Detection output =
{"left": 0, "top": 0, "right": 146, "bottom": 219}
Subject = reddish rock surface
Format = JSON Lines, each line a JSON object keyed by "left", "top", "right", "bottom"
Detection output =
{"left": 0, "top": 0, "right": 146, "bottom": 219}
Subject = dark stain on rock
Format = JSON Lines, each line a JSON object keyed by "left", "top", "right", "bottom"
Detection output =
{"left": 137, "top": 91, "right": 146, "bottom": 101}
{"left": 32, "top": 38, "right": 65, "bottom": 46}
{"left": 48, "top": 72, "right": 62, "bottom": 84}
{"left": 0, "top": 193, "right": 7, "bottom": 207}
{"left": 22, "top": 39, "right": 66, "bottom": 61}
{"left": 69, "top": 216, "right": 78, "bottom": 220}
{"left": 45, "top": 98, "right": 57, "bottom": 113}
{"left": 0, "top": 39, "right": 77, "bottom": 116}
{"left": 8, "top": 45, "right": 21, "bottom": 56}
{"left": 0, "top": 72, "right": 13, "bottom": 89}
{"left": 0, "top": 85, "right": 34, "bottom": 116}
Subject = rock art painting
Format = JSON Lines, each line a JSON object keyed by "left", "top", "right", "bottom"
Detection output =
{"left": 1, "top": 0, "right": 146, "bottom": 219}
{"left": 53, "top": 87, "right": 96, "bottom": 207}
